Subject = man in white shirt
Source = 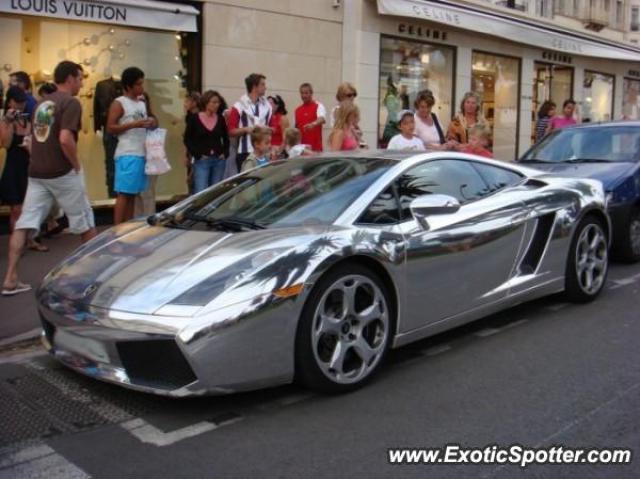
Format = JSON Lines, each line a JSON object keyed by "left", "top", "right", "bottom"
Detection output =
{"left": 387, "top": 110, "right": 425, "bottom": 151}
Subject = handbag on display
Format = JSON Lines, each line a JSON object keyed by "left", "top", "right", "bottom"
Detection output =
{"left": 145, "top": 128, "right": 171, "bottom": 175}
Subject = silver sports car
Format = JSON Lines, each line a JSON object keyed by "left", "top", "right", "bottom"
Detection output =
{"left": 37, "top": 152, "right": 610, "bottom": 396}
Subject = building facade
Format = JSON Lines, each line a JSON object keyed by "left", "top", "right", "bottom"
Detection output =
{"left": 1, "top": 0, "right": 640, "bottom": 207}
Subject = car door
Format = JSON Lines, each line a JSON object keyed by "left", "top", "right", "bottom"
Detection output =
{"left": 394, "top": 159, "right": 529, "bottom": 333}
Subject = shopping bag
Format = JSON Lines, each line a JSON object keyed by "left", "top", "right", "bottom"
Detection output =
{"left": 145, "top": 128, "right": 171, "bottom": 175}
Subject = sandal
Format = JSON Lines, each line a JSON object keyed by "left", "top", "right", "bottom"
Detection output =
{"left": 2, "top": 282, "right": 32, "bottom": 296}
{"left": 28, "top": 242, "right": 49, "bottom": 252}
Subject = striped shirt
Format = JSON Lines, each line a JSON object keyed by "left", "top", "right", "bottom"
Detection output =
{"left": 535, "top": 116, "right": 551, "bottom": 143}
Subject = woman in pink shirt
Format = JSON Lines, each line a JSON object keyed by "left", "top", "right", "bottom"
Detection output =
{"left": 547, "top": 99, "right": 577, "bottom": 134}
{"left": 328, "top": 103, "right": 360, "bottom": 151}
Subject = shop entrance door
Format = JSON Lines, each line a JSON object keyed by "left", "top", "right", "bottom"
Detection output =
{"left": 532, "top": 62, "right": 574, "bottom": 143}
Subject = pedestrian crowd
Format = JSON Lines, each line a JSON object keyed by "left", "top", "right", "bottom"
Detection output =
{"left": 0, "top": 60, "right": 583, "bottom": 296}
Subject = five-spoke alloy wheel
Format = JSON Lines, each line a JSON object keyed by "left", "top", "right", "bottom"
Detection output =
{"left": 296, "top": 264, "right": 392, "bottom": 393}
{"left": 565, "top": 216, "right": 609, "bottom": 302}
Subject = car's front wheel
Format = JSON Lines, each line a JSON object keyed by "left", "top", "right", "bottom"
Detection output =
{"left": 295, "top": 264, "right": 392, "bottom": 393}
{"left": 564, "top": 216, "right": 609, "bottom": 303}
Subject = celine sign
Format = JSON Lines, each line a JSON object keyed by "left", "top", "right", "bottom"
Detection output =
{"left": 398, "top": 23, "right": 448, "bottom": 41}
{"left": 0, "top": 0, "right": 198, "bottom": 32}
{"left": 541, "top": 51, "right": 573, "bottom": 64}
{"left": 377, "top": 0, "right": 640, "bottom": 61}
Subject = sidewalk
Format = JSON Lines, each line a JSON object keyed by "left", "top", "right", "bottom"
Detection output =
{"left": 0, "top": 232, "right": 83, "bottom": 343}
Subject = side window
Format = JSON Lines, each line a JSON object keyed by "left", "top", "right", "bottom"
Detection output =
{"left": 358, "top": 185, "right": 400, "bottom": 225}
{"left": 397, "top": 160, "right": 490, "bottom": 220}
{"left": 471, "top": 162, "right": 523, "bottom": 194}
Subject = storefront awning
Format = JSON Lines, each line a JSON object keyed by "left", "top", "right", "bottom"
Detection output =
{"left": 377, "top": 0, "right": 640, "bottom": 61}
{"left": 0, "top": 0, "right": 198, "bottom": 32}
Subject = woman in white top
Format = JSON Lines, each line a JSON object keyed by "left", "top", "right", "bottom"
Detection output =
{"left": 413, "top": 90, "right": 448, "bottom": 150}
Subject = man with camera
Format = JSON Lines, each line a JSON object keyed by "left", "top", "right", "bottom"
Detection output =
{"left": 0, "top": 86, "right": 48, "bottom": 254}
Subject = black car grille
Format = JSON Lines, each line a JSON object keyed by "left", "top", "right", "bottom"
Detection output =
{"left": 116, "top": 340, "right": 197, "bottom": 391}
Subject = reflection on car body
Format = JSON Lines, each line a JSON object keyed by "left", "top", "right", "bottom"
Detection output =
{"left": 38, "top": 151, "right": 609, "bottom": 396}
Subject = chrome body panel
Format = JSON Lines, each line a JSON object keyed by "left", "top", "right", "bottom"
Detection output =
{"left": 37, "top": 152, "right": 609, "bottom": 395}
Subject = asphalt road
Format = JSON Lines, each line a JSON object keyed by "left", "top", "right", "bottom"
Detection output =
{"left": 0, "top": 262, "right": 639, "bottom": 478}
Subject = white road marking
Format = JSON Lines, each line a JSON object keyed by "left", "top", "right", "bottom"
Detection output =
{"left": 475, "top": 328, "right": 502, "bottom": 338}
{"left": 121, "top": 416, "right": 242, "bottom": 447}
{"left": 608, "top": 272, "right": 640, "bottom": 289}
{"left": 0, "top": 443, "right": 90, "bottom": 479}
{"left": 424, "top": 344, "right": 452, "bottom": 356}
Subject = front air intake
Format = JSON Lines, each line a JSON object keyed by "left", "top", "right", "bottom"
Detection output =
{"left": 116, "top": 339, "right": 197, "bottom": 390}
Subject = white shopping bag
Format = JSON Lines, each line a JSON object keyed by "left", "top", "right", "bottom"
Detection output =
{"left": 145, "top": 128, "right": 172, "bottom": 175}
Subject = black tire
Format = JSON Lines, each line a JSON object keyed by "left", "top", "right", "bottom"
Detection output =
{"left": 564, "top": 216, "right": 609, "bottom": 303}
{"left": 295, "top": 263, "right": 393, "bottom": 394}
{"left": 614, "top": 208, "right": 640, "bottom": 263}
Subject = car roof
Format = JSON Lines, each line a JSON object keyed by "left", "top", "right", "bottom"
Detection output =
{"left": 306, "top": 149, "right": 435, "bottom": 162}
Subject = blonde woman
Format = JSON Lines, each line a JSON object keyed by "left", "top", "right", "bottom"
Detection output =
{"left": 446, "top": 91, "right": 489, "bottom": 150}
{"left": 330, "top": 82, "right": 358, "bottom": 127}
{"left": 329, "top": 103, "right": 360, "bottom": 151}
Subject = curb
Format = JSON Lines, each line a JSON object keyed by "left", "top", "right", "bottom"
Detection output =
{"left": 0, "top": 328, "right": 41, "bottom": 352}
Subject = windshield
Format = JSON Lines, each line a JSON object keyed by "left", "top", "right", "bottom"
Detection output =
{"left": 521, "top": 126, "right": 640, "bottom": 163}
{"left": 157, "top": 157, "right": 395, "bottom": 230}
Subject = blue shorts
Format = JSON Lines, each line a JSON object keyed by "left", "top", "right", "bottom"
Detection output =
{"left": 115, "top": 155, "right": 147, "bottom": 194}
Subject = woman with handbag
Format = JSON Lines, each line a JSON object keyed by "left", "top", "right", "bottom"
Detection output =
{"left": 183, "top": 90, "right": 229, "bottom": 193}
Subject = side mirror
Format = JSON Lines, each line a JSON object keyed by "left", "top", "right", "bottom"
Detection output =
{"left": 410, "top": 194, "right": 460, "bottom": 230}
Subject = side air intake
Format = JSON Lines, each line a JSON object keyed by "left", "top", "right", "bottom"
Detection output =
{"left": 519, "top": 213, "right": 556, "bottom": 274}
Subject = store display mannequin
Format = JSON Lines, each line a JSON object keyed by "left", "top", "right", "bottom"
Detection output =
{"left": 382, "top": 75, "right": 401, "bottom": 144}
{"left": 94, "top": 75, "right": 123, "bottom": 198}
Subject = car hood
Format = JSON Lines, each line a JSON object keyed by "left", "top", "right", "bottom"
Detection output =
{"left": 522, "top": 161, "right": 636, "bottom": 190}
{"left": 39, "top": 220, "right": 340, "bottom": 314}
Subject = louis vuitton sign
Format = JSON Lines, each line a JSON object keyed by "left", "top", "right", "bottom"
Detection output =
{"left": 0, "top": 0, "right": 198, "bottom": 32}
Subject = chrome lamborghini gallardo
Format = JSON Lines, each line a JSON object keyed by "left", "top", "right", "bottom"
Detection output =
{"left": 37, "top": 152, "right": 610, "bottom": 396}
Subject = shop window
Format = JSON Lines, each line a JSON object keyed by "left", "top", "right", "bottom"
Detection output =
{"left": 378, "top": 36, "right": 455, "bottom": 148}
{"left": 631, "top": 6, "right": 640, "bottom": 31}
{"left": 583, "top": 71, "right": 614, "bottom": 123}
{"left": 623, "top": 78, "right": 640, "bottom": 120}
{"left": 532, "top": 62, "right": 574, "bottom": 143}
{"left": 472, "top": 52, "right": 521, "bottom": 161}
{"left": 0, "top": 15, "right": 195, "bottom": 204}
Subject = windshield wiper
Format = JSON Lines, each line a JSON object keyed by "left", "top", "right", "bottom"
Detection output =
{"left": 563, "top": 158, "right": 611, "bottom": 163}
{"left": 183, "top": 213, "right": 265, "bottom": 231}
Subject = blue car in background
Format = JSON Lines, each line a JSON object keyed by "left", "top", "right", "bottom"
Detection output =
{"left": 519, "top": 121, "right": 640, "bottom": 262}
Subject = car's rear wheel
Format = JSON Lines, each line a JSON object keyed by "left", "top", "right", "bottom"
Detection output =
{"left": 295, "top": 264, "right": 391, "bottom": 393}
{"left": 564, "top": 216, "right": 609, "bottom": 303}
{"left": 615, "top": 208, "right": 640, "bottom": 263}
